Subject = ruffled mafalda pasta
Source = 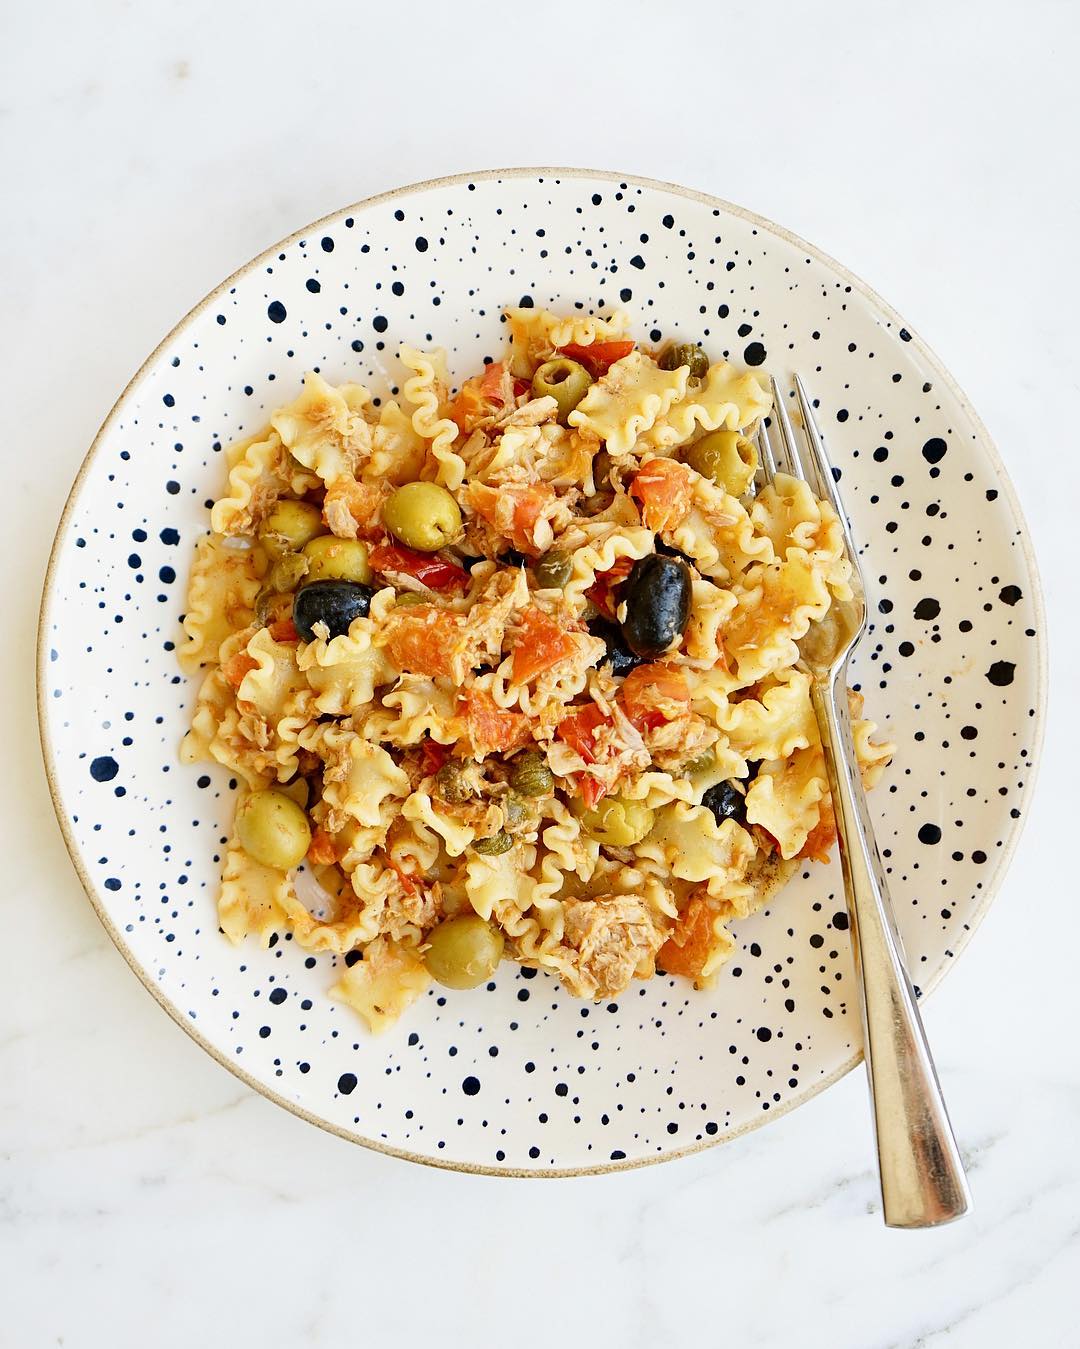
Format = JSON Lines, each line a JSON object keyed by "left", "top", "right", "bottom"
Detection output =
{"left": 399, "top": 345, "right": 465, "bottom": 489}
{"left": 177, "top": 535, "right": 266, "bottom": 671}
{"left": 271, "top": 372, "right": 375, "bottom": 486}
{"left": 505, "top": 305, "right": 631, "bottom": 377}
{"left": 179, "top": 306, "right": 893, "bottom": 1029}
{"left": 569, "top": 352, "right": 688, "bottom": 453}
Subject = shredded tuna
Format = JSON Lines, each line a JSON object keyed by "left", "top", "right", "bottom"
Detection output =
{"left": 560, "top": 895, "right": 667, "bottom": 998}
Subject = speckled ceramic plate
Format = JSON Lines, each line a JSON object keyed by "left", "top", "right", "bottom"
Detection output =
{"left": 38, "top": 169, "right": 1045, "bottom": 1175}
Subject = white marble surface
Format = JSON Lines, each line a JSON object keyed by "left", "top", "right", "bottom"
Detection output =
{"left": 4, "top": 1, "right": 1079, "bottom": 1344}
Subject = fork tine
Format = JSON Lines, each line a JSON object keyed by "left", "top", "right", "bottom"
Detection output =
{"left": 793, "top": 374, "right": 860, "bottom": 567}
{"left": 769, "top": 376, "right": 809, "bottom": 483}
{"left": 756, "top": 417, "right": 778, "bottom": 486}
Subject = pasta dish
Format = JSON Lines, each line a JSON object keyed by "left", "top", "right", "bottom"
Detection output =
{"left": 178, "top": 306, "right": 891, "bottom": 1031}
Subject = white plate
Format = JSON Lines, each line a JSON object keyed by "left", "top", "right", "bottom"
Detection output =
{"left": 37, "top": 170, "right": 1046, "bottom": 1174}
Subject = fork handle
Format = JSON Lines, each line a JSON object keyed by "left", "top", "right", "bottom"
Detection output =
{"left": 809, "top": 678, "right": 972, "bottom": 1228}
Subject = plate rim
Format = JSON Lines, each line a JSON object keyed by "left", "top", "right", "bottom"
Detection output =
{"left": 36, "top": 165, "right": 1049, "bottom": 1177}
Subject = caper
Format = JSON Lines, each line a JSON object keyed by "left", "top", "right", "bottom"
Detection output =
{"left": 573, "top": 795, "right": 656, "bottom": 847}
{"left": 435, "top": 759, "right": 473, "bottom": 804}
{"left": 684, "top": 749, "right": 716, "bottom": 778}
{"left": 255, "top": 591, "right": 292, "bottom": 628}
{"left": 235, "top": 788, "right": 312, "bottom": 870}
{"left": 685, "top": 430, "right": 758, "bottom": 497}
{"left": 424, "top": 915, "right": 505, "bottom": 989}
{"left": 659, "top": 343, "right": 709, "bottom": 379}
{"left": 302, "top": 535, "right": 372, "bottom": 584}
{"left": 259, "top": 499, "right": 324, "bottom": 559}
{"left": 472, "top": 830, "right": 513, "bottom": 856}
{"left": 383, "top": 481, "right": 463, "bottom": 552}
{"left": 503, "top": 795, "right": 529, "bottom": 829}
{"left": 533, "top": 550, "right": 572, "bottom": 589}
{"left": 531, "top": 358, "right": 592, "bottom": 424}
{"left": 267, "top": 553, "right": 310, "bottom": 593}
{"left": 255, "top": 552, "right": 309, "bottom": 625}
{"left": 394, "top": 590, "right": 431, "bottom": 607}
{"left": 508, "top": 749, "right": 554, "bottom": 798}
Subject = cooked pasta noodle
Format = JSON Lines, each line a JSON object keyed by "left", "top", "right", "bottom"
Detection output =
{"left": 180, "top": 309, "right": 893, "bottom": 1030}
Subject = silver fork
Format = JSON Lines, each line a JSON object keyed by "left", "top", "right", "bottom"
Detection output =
{"left": 756, "top": 378, "right": 971, "bottom": 1229}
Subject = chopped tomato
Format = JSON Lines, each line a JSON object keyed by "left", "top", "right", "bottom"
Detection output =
{"left": 419, "top": 739, "right": 450, "bottom": 777}
{"left": 585, "top": 556, "right": 635, "bottom": 619}
{"left": 618, "top": 662, "right": 690, "bottom": 732}
{"left": 457, "top": 688, "right": 532, "bottom": 756}
{"left": 267, "top": 617, "right": 299, "bottom": 644}
{"left": 467, "top": 481, "right": 555, "bottom": 555}
{"left": 479, "top": 362, "right": 509, "bottom": 401}
{"left": 799, "top": 801, "right": 837, "bottom": 863}
{"left": 448, "top": 379, "right": 488, "bottom": 433}
{"left": 556, "top": 702, "right": 613, "bottom": 765}
{"left": 389, "top": 861, "right": 422, "bottom": 896}
{"left": 629, "top": 458, "right": 694, "bottom": 532}
{"left": 512, "top": 608, "right": 577, "bottom": 684}
{"left": 578, "top": 773, "right": 608, "bottom": 811}
{"left": 368, "top": 542, "right": 470, "bottom": 592}
{"left": 657, "top": 897, "right": 715, "bottom": 980}
{"left": 222, "top": 650, "right": 258, "bottom": 689}
{"left": 557, "top": 340, "right": 636, "bottom": 377}
{"left": 323, "top": 478, "right": 386, "bottom": 540}
{"left": 384, "top": 609, "right": 463, "bottom": 678}
{"left": 307, "top": 828, "right": 338, "bottom": 866}
{"left": 448, "top": 363, "right": 521, "bottom": 431}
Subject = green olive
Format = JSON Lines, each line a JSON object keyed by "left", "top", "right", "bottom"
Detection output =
{"left": 573, "top": 795, "right": 656, "bottom": 847}
{"left": 472, "top": 830, "right": 513, "bottom": 856}
{"left": 383, "top": 482, "right": 462, "bottom": 552}
{"left": 279, "top": 777, "right": 310, "bottom": 809}
{"left": 302, "top": 535, "right": 372, "bottom": 584}
{"left": 259, "top": 500, "right": 324, "bottom": 559}
{"left": 235, "top": 788, "right": 312, "bottom": 869}
{"left": 531, "top": 358, "right": 593, "bottom": 425}
{"left": 424, "top": 915, "right": 505, "bottom": 989}
{"left": 435, "top": 759, "right": 473, "bottom": 804}
{"left": 509, "top": 750, "right": 554, "bottom": 798}
{"left": 685, "top": 430, "right": 758, "bottom": 496}
{"left": 659, "top": 343, "right": 709, "bottom": 379}
{"left": 533, "top": 550, "right": 572, "bottom": 589}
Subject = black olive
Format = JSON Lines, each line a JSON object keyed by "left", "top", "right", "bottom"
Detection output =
{"left": 498, "top": 548, "right": 530, "bottom": 568}
{"left": 587, "top": 617, "right": 647, "bottom": 677}
{"left": 702, "top": 781, "right": 746, "bottom": 826}
{"left": 620, "top": 554, "right": 692, "bottom": 658}
{"left": 655, "top": 537, "right": 695, "bottom": 568}
{"left": 292, "top": 579, "right": 375, "bottom": 641}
